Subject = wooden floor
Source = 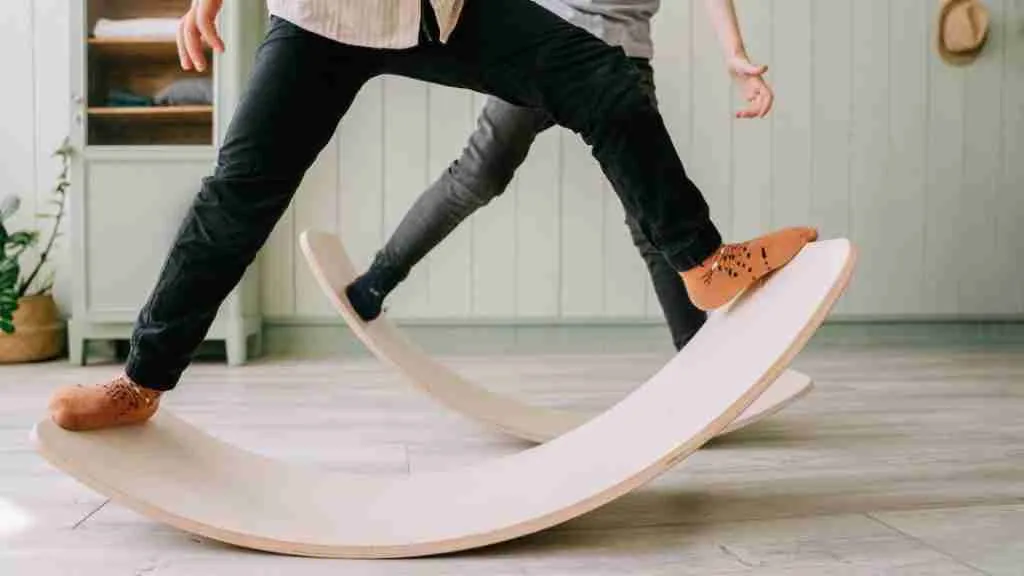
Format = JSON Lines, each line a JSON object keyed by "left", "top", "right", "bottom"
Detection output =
{"left": 2, "top": 335, "right": 1023, "bottom": 574}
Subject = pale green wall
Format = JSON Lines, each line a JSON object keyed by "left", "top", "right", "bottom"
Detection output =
{"left": 2, "top": 0, "right": 1022, "bottom": 323}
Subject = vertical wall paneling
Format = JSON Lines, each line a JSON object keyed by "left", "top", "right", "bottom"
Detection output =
{"left": 924, "top": 12, "right": 969, "bottom": 315}
{"left": 425, "top": 85, "right": 474, "bottom": 318}
{"left": 515, "top": 122, "right": 562, "bottom": 319}
{"left": 559, "top": 132, "right": 605, "bottom": 317}
{"left": 770, "top": 0, "right": 812, "bottom": 230}
{"left": 959, "top": 0, "right": 1007, "bottom": 315}
{"left": 881, "top": 0, "right": 930, "bottom": 317}
{"left": 1002, "top": 0, "right": 1024, "bottom": 313}
{"left": 731, "top": 0, "right": 774, "bottom": 241}
{"left": 293, "top": 134, "right": 340, "bottom": 317}
{"left": 810, "top": 0, "right": 854, "bottom": 313}
{"left": 647, "top": 0, "right": 693, "bottom": 320}
{"left": 0, "top": 1, "right": 38, "bottom": 284}
{"left": 810, "top": 2, "right": 854, "bottom": 240}
{"left": 601, "top": 180, "right": 647, "bottom": 318}
{"left": 848, "top": 0, "right": 892, "bottom": 315}
{"left": 338, "top": 78, "right": 386, "bottom": 281}
{"left": 690, "top": 0, "right": 735, "bottom": 238}
{"left": 261, "top": 198, "right": 295, "bottom": 317}
{"left": 470, "top": 92, "right": 518, "bottom": 318}
{"left": 33, "top": 0, "right": 71, "bottom": 310}
{"left": 382, "top": 76, "right": 430, "bottom": 316}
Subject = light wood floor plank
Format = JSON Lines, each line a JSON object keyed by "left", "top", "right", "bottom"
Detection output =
{"left": 2, "top": 339, "right": 1021, "bottom": 574}
{"left": 871, "top": 504, "right": 1024, "bottom": 576}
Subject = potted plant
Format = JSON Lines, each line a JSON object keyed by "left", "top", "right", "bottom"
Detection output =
{"left": 0, "top": 139, "right": 71, "bottom": 363}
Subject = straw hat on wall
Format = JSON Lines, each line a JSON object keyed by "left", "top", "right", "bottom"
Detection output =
{"left": 937, "top": 0, "right": 991, "bottom": 66}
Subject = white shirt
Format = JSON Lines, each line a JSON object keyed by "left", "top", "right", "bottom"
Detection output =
{"left": 266, "top": 0, "right": 464, "bottom": 49}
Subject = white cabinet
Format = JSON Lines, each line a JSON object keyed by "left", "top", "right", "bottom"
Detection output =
{"left": 68, "top": 0, "right": 264, "bottom": 365}
{"left": 82, "top": 152, "right": 210, "bottom": 316}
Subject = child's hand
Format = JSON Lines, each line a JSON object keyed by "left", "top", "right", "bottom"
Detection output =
{"left": 727, "top": 55, "right": 773, "bottom": 119}
{"left": 177, "top": 0, "right": 226, "bottom": 72}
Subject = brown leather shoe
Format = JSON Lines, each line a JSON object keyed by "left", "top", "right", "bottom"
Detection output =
{"left": 681, "top": 227, "right": 819, "bottom": 311}
{"left": 48, "top": 374, "right": 162, "bottom": 431}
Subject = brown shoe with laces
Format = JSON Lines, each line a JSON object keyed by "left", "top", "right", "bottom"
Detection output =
{"left": 48, "top": 374, "right": 162, "bottom": 431}
{"left": 681, "top": 227, "right": 819, "bottom": 311}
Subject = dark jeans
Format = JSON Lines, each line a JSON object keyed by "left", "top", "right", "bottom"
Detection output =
{"left": 372, "top": 60, "right": 705, "bottom": 350}
{"left": 126, "top": 0, "right": 721, "bottom": 390}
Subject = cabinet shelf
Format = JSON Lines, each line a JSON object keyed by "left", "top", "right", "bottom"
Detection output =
{"left": 88, "top": 105, "right": 212, "bottom": 118}
{"left": 84, "top": 0, "right": 212, "bottom": 145}
{"left": 88, "top": 37, "right": 177, "bottom": 57}
{"left": 87, "top": 37, "right": 214, "bottom": 59}
{"left": 87, "top": 106, "right": 212, "bottom": 145}
{"left": 88, "top": 37, "right": 174, "bottom": 44}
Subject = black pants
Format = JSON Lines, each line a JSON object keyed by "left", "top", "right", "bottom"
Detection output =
{"left": 372, "top": 59, "right": 705, "bottom": 350}
{"left": 127, "top": 0, "right": 721, "bottom": 390}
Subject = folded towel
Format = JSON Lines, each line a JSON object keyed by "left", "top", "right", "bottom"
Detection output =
{"left": 154, "top": 78, "right": 213, "bottom": 106}
{"left": 93, "top": 18, "right": 179, "bottom": 40}
{"left": 106, "top": 89, "right": 154, "bottom": 107}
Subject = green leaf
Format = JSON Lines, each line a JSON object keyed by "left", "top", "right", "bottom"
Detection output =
{"left": 0, "top": 283, "right": 18, "bottom": 300}
{"left": 0, "top": 266, "right": 17, "bottom": 285}
{"left": 0, "top": 262, "right": 16, "bottom": 335}
{"left": 5, "top": 231, "right": 38, "bottom": 249}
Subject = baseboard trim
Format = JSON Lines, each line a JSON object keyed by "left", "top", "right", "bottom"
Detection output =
{"left": 260, "top": 320, "right": 1024, "bottom": 359}
{"left": 263, "top": 314, "right": 1024, "bottom": 327}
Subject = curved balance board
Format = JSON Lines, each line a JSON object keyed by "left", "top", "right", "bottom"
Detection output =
{"left": 32, "top": 239, "right": 856, "bottom": 558}
{"left": 299, "top": 230, "right": 815, "bottom": 443}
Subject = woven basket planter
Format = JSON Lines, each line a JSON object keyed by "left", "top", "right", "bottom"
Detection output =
{"left": 0, "top": 294, "right": 63, "bottom": 364}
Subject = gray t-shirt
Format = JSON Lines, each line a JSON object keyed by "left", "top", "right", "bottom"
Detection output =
{"left": 534, "top": 0, "right": 660, "bottom": 59}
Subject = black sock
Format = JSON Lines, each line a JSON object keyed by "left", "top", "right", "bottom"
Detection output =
{"left": 344, "top": 263, "right": 403, "bottom": 322}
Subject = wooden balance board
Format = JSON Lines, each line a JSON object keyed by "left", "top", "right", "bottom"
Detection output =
{"left": 299, "top": 230, "right": 816, "bottom": 443}
{"left": 33, "top": 237, "right": 855, "bottom": 558}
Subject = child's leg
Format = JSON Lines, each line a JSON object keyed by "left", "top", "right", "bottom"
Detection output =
{"left": 619, "top": 59, "right": 705, "bottom": 349}
{"left": 49, "top": 18, "right": 379, "bottom": 430}
{"left": 444, "top": 0, "right": 718, "bottom": 266}
{"left": 126, "top": 21, "right": 377, "bottom": 391}
{"left": 441, "top": 0, "right": 815, "bottom": 310}
{"left": 626, "top": 215, "right": 706, "bottom": 350}
{"left": 347, "top": 97, "right": 553, "bottom": 321}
